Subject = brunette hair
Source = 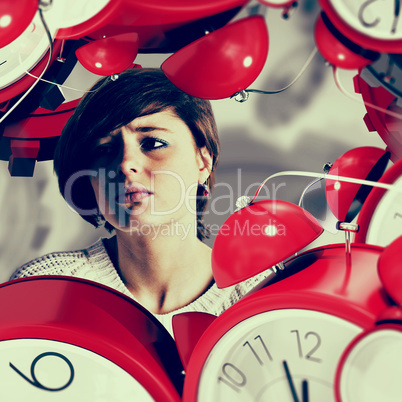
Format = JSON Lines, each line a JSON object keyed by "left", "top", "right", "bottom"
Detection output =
{"left": 54, "top": 68, "right": 220, "bottom": 240}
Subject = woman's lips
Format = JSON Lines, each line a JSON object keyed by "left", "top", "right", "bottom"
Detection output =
{"left": 124, "top": 191, "right": 152, "bottom": 203}
{"left": 115, "top": 185, "right": 153, "bottom": 205}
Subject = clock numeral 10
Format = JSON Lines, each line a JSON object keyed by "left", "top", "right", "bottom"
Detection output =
{"left": 9, "top": 352, "right": 75, "bottom": 391}
{"left": 217, "top": 334, "right": 273, "bottom": 393}
{"left": 217, "top": 363, "right": 247, "bottom": 393}
{"left": 291, "top": 330, "right": 322, "bottom": 363}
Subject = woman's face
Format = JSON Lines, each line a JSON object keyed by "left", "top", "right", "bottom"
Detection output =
{"left": 90, "top": 109, "right": 211, "bottom": 234}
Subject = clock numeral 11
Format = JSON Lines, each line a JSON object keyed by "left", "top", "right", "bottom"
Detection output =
{"left": 291, "top": 330, "right": 322, "bottom": 363}
{"left": 243, "top": 335, "right": 273, "bottom": 366}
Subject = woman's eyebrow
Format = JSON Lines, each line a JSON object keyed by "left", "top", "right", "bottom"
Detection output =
{"left": 134, "top": 126, "right": 170, "bottom": 133}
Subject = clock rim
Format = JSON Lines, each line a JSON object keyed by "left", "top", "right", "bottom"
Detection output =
{"left": 318, "top": 0, "right": 402, "bottom": 52}
{"left": 355, "top": 158, "right": 402, "bottom": 244}
{"left": 0, "top": 40, "right": 63, "bottom": 103}
{"left": 182, "top": 243, "right": 386, "bottom": 402}
{"left": 334, "top": 323, "right": 402, "bottom": 402}
{"left": 0, "top": 276, "right": 182, "bottom": 402}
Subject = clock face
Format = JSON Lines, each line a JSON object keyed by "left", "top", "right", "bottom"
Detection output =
{"left": 336, "top": 327, "right": 402, "bottom": 402}
{"left": 364, "top": 175, "right": 402, "bottom": 246}
{"left": 0, "top": 12, "right": 55, "bottom": 90}
{"left": 0, "top": 338, "right": 154, "bottom": 401}
{"left": 328, "top": 0, "right": 402, "bottom": 40}
{"left": 197, "top": 309, "right": 361, "bottom": 401}
{"left": 355, "top": 160, "right": 402, "bottom": 247}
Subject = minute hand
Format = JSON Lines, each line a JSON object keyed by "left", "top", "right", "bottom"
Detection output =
{"left": 392, "top": 0, "right": 401, "bottom": 33}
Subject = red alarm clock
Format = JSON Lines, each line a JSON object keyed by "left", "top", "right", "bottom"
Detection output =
{"left": 177, "top": 243, "right": 388, "bottom": 401}
{"left": 0, "top": 276, "right": 183, "bottom": 401}
{"left": 335, "top": 235, "right": 402, "bottom": 402}
{"left": 318, "top": 0, "right": 402, "bottom": 53}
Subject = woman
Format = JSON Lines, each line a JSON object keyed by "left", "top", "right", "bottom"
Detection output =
{"left": 10, "top": 68, "right": 269, "bottom": 335}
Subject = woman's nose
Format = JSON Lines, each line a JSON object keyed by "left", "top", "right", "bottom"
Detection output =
{"left": 117, "top": 139, "right": 142, "bottom": 177}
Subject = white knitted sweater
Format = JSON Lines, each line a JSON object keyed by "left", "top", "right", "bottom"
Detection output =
{"left": 9, "top": 238, "right": 272, "bottom": 337}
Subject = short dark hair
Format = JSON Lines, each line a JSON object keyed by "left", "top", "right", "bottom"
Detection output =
{"left": 54, "top": 68, "right": 220, "bottom": 240}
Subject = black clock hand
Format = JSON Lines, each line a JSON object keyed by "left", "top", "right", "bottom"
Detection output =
{"left": 392, "top": 0, "right": 401, "bottom": 33}
{"left": 302, "top": 379, "right": 309, "bottom": 402}
{"left": 282, "top": 360, "right": 300, "bottom": 402}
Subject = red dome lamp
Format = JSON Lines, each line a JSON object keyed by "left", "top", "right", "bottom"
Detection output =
{"left": 0, "top": 0, "right": 38, "bottom": 49}
{"left": 314, "top": 13, "right": 377, "bottom": 70}
{"left": 211, "top": 200, "right": 323, "bottom": 288}
{"left": 161, "top": 15, "right": 269, "bottom": 99}
{"left": 325, "top": 147, "right": 390, "bottom": 223}
{"left": 76, "top": 33, "right": 139, "bottom": 76}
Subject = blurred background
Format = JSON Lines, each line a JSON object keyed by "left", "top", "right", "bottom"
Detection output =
{"left": 0, "top": 0, "right": 386, "bottom": 281}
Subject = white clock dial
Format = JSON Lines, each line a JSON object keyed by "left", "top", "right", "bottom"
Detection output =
{"left": 330, "top": 0, "right": 402, "bottom": 40}
{"left": 197, "top": 309, "right": 361, "bottom": 401}
{"left": 338, "top": 329, "right": 402, "bottom": 402}
{"left": 365, "top": 175, "right": 402, "bottom": 247}
{"left": 0, "top": 339, "right": 155, "bottom": 402}
{"left": 45, "top": 0, "right": 111, "bottom": 30}
{"left": 0, "top": 12, "right": 56, "bottom": 90}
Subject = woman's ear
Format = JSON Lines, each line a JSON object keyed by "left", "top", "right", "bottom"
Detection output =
{"left": 197, "top": 146, "right": 213, "bottom": 182}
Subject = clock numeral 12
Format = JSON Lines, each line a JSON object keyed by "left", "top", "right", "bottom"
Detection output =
{"left": 217, "top": 363, "right": 247, "bottom": 393}
{"left": 291, "top": 330, "right": 322, "bottom": 363}
{"left": 9, "top": 352, "right": 75, "bottom": 391}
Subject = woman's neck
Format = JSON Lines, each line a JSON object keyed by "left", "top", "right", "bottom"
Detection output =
{"left": 104, "top": 223, "right": 214, "bottom": 314}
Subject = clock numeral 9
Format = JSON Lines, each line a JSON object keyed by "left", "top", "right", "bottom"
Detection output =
{"left": 358, "top": 0, "right": 380, "bottom": 28}
{"left": 291, "top": 330, "right": 322, "bottom": 363}
{"left": 9, "top": 352, "right": 75, "bottom": 392}
{"left": 217, "top": 363, "right": 247, "bottom": 393}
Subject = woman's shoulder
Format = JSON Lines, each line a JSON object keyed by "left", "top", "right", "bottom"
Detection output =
{"left": 9, "top": 239, "right": 107, "bottom": 281}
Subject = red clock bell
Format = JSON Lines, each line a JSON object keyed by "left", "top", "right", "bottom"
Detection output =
{"left": 325, "top": 146, "right": 390, "bottom": 223}
{"left": 161, "top": 15, "right": 269, "bottom": 100}
{"left": 314, "top": 12, "right": 379, "bottom": 69}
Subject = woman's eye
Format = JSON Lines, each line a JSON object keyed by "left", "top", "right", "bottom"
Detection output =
{"left": 93, "top": 144, "right": 117, "bottom": 158}
{"left": 141, "top": 137, "right": 168, "bottom": 152}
